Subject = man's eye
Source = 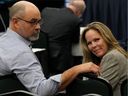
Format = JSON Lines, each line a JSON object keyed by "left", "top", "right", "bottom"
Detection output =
{"left": 30, "top": 20, "right": 38, "bottom": 23}
{"left": 30, "top": 19, "right": 41, "bottom": 25}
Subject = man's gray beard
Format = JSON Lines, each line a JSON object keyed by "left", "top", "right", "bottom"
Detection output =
{"left": 29, "top": 32, "right": 40, "bottom": 41}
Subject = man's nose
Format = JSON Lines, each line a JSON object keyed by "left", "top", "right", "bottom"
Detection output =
{"left": 35, "top": 23, "right": 41, "bottom": 30}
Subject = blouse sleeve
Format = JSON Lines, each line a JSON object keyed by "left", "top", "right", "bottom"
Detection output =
{"left": 100, "top": 52, "right": 119, "bottom": 89}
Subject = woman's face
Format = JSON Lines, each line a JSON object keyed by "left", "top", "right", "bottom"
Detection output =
{"left": 85, "top": 29, "right": 108, "bottom": 57}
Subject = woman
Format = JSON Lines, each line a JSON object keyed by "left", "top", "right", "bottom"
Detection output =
{"left": 80, "top": 22, "right": 128, "bottom": 96}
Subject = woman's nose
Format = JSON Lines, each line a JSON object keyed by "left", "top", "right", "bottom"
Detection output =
{"left": 91, "top": 42, "right": 97, "bottom": 47}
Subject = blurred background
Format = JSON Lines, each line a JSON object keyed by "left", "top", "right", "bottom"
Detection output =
{"left": 0, "top": 0, "right": 127, "bottom": 50}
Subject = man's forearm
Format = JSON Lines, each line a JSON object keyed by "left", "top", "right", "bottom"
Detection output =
{"left": 58, "top": 62, "right": 100, "bottom": 91}
{"left": 58, "top": 65, "right": 80, "bottom": 91}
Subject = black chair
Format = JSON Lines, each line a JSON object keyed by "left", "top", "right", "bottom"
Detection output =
{"left": 0, "top": 90, "right": 37, "bottom": 96}
{"left": 0, "top": 74, "right": 28, "bottom": 94}
{"left": 66, "top": 74, "right": 113, "bottom": 96}
{"left": 121, "top": 79, "right": 128, "bottom": 96}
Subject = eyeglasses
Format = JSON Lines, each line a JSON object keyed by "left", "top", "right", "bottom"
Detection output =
{"left": 17, "top": 17, "right": 42, "bottom": 26}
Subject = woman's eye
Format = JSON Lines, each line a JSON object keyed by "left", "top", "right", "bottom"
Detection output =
{"left": 87, "top": 42, "right": 91, "bottom": 45}
{"left": 94, "top": 38, "right": 100, "bottom": 42}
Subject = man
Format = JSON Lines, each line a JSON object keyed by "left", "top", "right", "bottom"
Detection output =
{"left": 0, "top": 1, "right": 99, "bottom": 96}
{"left": 40, "top": 0, "right": 86, "bottom": 74}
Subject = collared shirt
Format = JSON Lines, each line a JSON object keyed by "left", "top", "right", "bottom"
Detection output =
{"left": 0, "top": 28, "right": 61, "bottom": 96}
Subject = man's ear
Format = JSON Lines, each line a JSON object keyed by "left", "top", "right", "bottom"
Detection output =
{"left": 12, "top": 18, "right": 20, "bottom": 28}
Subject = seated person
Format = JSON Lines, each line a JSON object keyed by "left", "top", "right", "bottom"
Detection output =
{"left": 80, "top": 21, "right": 128, "bottom": 96}
{"left": 0, "top": 1, "right": 100, "bottom": 96}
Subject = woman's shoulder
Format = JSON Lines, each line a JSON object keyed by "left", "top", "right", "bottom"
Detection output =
{"left": 101, "top": 49, "right": 127, "bottom": 68}
{"left": 106, "top": 49, "right": 122, "bottom": 56}
{"left": 104, "top": 49, "right": 126, "bottom": 60}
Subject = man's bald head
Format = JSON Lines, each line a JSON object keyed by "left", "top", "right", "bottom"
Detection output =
{"left": 67, "top": 0, "right": 86, "bottom": 17}
{"left": 9, "top": 1, "right": 40, "bottom": 19}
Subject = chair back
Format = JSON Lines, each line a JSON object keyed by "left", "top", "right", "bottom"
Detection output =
{"left": 0, "top": 74, "right": 28, "bottom": 94}
{"left": 0, "top": 90, "right": 37, "bottom": 96}
{"left": 66, "top": 75, "right": 113, "bottom": 96}
{"left": 121, "top": 79, "right": 128, "bottom": 96}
